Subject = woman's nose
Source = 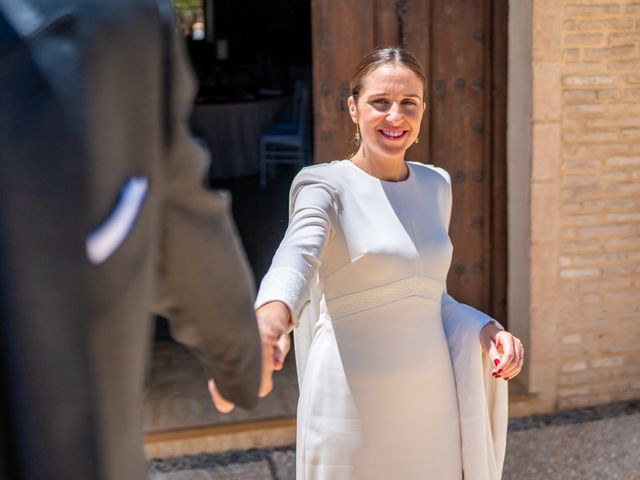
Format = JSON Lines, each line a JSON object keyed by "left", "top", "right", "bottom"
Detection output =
{"left": 386, "top": 102, "right": 403, "bottom": 123}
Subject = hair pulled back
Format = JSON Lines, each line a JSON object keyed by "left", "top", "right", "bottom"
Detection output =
{"left": 350, "top": 47, "right": 427, "bottom": 103}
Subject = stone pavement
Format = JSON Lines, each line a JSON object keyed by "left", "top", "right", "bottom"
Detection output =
{"left": 147, "top": 401, "right": 640, "bottom": 480}
{"left": 504, "top": 409, "right": 640, "bottom": 480}
{"left": 148, "top": 447, "right": 295, "bottom": 480}
{"left": 144, "top": 341, "right": 298, "bottom": 433}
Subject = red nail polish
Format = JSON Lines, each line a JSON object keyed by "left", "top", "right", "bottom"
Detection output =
{"left": 504, "top": 377, "right": 509, "bottom": 380}
{"left": 497, "top": 369, "right": 503, "bottom": 374}
{"left": 492, "top": 372, "right": 498, "bottom": 377}
{"left": 493, "top": 359, "right": 500, "bottom": 367}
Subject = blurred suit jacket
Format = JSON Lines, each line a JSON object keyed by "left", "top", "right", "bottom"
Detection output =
{"left": 0, "top": 1, "right": 262, "bottom": 479}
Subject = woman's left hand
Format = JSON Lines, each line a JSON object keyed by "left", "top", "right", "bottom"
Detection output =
{"left": 479, "top": 323, "right": 525, "bottom": 381}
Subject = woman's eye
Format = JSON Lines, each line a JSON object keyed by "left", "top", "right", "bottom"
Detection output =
{"left": 402, "top": 100, "right": 417, "bottom": 106}
{"left": 372, "top": 99, "right": 389, "bottom": 104}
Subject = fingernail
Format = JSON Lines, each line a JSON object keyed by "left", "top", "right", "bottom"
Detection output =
{"left": 497, "top": 369, "right": 503, "bottom": 374}
{"left": 492, "top": 372, "right": 498, "bottom": 377}
{"left": 493, "top": 359, "right": 500, "bottom": 367}
{"left": 504, "top": 377, "right": 510, "bottom": 380}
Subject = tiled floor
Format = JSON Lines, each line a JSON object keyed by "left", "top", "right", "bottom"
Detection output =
{"left": 144, "top": 341, "right": 299, "bottom": 433}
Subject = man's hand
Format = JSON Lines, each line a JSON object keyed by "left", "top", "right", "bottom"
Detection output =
{"left": 207, "top": 301, "right": 291, "bottom": 413}
{"left": 208, "top": 378, "right": 235, "bottom": 413}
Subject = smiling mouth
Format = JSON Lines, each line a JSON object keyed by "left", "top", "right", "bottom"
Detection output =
{"left": 379, "top": 129, "right": 408, "bottom": 140}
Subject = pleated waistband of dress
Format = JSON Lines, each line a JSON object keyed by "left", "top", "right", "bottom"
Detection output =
{"left": 325, "top": 275, "right": 445, "bottom": 320}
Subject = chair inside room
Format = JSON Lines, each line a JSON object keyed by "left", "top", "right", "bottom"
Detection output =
{"left": 259, "top": 83, "right": 310, "bottom": 187}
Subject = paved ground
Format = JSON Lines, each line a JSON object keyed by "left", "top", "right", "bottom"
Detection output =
{"left": 503, "top": 410, "right": 640, "bottom": 480}
{"left": 148, "top": 448, "right": 295, "bottom": 480}
{"left": 148, "top": 401, "right": 640, "bottom": 480}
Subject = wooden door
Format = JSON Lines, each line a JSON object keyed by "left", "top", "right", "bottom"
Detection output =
{"left": 312, "top": 0, "right": 508, "bottom": 324}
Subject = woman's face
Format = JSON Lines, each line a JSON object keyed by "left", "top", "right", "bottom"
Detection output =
{"left": 348, "top": 64, "right": 426, "bottom": 161}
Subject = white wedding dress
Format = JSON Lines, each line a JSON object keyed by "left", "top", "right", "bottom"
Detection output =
{"left": 256, "top": 160, "right": 508, "bottom": 480}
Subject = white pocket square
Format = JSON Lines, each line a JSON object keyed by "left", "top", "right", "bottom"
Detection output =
{"left": 86, "top": 176, "right": 148, "bottom": 265}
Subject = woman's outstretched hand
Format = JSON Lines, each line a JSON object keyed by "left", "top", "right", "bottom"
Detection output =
{"left": 479, "top": 323, "right": 524, "bottom": 381}
{"left": 255, "top": 301, "right": 292, "bottom": 397}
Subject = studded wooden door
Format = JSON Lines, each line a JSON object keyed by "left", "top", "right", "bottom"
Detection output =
{"left": 311, "top": 0, "right": 508, "bottom": 324}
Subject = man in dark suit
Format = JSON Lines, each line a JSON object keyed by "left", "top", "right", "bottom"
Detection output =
{"left": 0, "top": 1, "right": 279, "bottom": 479}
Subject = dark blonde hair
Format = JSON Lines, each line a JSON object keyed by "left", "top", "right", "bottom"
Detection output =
{"left": 350, "top": 47, "right": 427, "bottom": 103}
{"left": 348, "top": 47, "right": 427, "bottom": 156}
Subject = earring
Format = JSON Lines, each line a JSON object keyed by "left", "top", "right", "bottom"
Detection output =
{"left": 414, "top": 137, "right": 419, "bottom": 144}
{"left": 354, "top": 124, "right": 360, "bottom": 143}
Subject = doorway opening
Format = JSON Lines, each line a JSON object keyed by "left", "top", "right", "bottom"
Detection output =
{"left": 147, "top": 0, "right": 311, "bottom": 439}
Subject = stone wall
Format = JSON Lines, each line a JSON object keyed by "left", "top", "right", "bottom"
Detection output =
{"left": 515, "top": 0, "right": 640, "bottom": 415}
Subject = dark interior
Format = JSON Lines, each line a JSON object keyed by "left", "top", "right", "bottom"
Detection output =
{"left": 185, "top": 0, "right": 311, "bottom": 104}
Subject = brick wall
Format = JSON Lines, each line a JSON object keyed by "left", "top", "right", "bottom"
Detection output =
{"left": 521, "top": 0, "right": 640, "bottom": 415}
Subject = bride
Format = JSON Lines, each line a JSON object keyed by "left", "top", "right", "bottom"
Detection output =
{"left": 254, "top": 47, "right": 524, "bottom": 480}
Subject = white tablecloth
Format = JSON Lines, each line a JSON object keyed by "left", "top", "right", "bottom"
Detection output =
{"left": 190, "top": 97, "right": 289, "bottom": 178}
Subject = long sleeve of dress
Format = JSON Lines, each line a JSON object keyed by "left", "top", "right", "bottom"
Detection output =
{"left": 433, "top": 166, "right": 508, "bottom": 480}
{"left": 255, "top": 168, "right": 339, "bottom": 327}
{"left": 433, "top": 166, "right": 503, "bottom": 335}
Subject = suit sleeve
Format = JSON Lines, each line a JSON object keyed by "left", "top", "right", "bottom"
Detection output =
{"left": 153, "top": 26, "right": 261, "bottom": 409}
{"left": 255, "top": 169, "right": 338, "bottom": 328}
{"left": 435, "top": 167, "right": 504, "bottom": 335}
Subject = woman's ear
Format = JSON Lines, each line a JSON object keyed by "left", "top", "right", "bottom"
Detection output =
{"left": 347, "top": 96, "right": 358, "bottom": 124}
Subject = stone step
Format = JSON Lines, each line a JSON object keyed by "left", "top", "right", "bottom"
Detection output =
{"left": 145, "top": 388, "right": 534, "bottom": 460}
{"left": 144, "top": 417, "right": 296, "bottom": 460}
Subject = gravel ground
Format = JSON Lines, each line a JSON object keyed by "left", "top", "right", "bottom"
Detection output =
{"left": 503, "top": 410, "right": 640, "bottom": 480}
{"left": 148, "top": 400, "right": 640, "bottom": 480}
{"left": 148, "top": 447, "right": 295, "bottom": 480}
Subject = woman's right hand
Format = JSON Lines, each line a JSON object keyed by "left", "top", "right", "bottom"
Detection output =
{"left": 255, "top": 301, "right": 292, "bottom": 397}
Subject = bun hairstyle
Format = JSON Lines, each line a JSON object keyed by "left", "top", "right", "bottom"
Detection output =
{"left": 348, "top": 47, "right": 427, "bottom": 156}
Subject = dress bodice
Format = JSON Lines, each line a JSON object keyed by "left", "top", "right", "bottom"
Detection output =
{"left": 313, "top": 160, "right": 454, "bottom": 305}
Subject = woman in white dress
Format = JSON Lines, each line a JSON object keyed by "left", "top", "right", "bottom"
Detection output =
{"left": 254, "top": 47, "right": 525, "bottom": 480}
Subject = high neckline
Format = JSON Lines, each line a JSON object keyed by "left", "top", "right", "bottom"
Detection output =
{"left": 344, "top": 159, "right": 412, "bottom": 184}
